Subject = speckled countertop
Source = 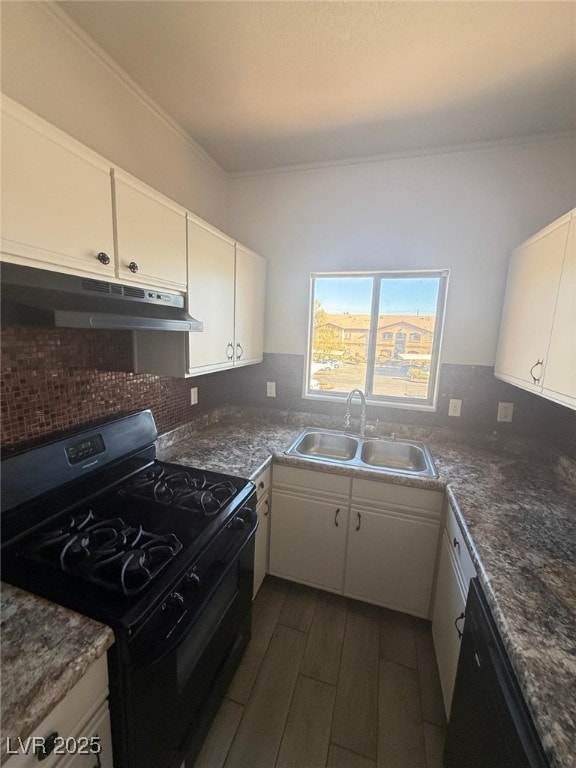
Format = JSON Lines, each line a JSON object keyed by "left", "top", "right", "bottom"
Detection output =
{"left": 158, "top": 408, "right": 576, "bottom": 768}
{"left": 0, "top": 583, "right": 114, "bottom": 764}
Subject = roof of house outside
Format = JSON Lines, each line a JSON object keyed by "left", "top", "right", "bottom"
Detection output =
{"left": 321, "top": 313, "right": 435, "bottom": 333}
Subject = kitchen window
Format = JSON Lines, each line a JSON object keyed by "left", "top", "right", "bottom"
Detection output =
{"left": 306, "top": 271, "right": 448, "bottom": 409}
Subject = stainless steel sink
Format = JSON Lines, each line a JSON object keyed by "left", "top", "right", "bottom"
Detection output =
{"left": 292, "top": 431, "right": 359, "bottom": 461}
{"left": 360, "top": 439, "right": 428, "bottom": 472}
{"left": 285, "top": 428, "right": 438, "bottom": 478}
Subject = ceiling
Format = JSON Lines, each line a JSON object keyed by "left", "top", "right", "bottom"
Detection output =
{"left": 58, "top": 1, "right": 576, "bottom": 174}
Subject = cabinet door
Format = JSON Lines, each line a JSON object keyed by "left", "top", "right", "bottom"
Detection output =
{"left": 344, "top": 506, "right": 439, "bottom": 617}
{"left": 57, "top": 703, "right": 113, "bottom": 768}
{"left": 269, "top": 490, "right": 348, "bottom": 592}
{"left": 3, "top": 655, "right": 109, "bottom": 768}
{"left": 1, "top": 99, "right": 114, "bottom": 277}
{"left": 186, "top": 215, "right": 236, "bottom": 374}
{"left": 234, "top": 244, "right": 266, "bottom": 366}
{"left": 254, "top": 493, "right": 270, "bottom": 597}
{"left": 543, "top": 215, "right": 576, "bottom": 408}
{"left": 432, "top": 532, "right": 468, "bottom": 717}
{"left": 495, "top": 216, "right": 570, "bottom": 392}
{"left": 113, "top": 170, "right": 187, "bottom": 290}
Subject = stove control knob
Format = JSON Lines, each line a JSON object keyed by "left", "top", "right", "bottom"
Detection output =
{"left": 164, "top": 591, "right": 185, "bottom": 611}
{"left": 184, "top": 572, "right": 201, "bottom": 591}
{"left": 230, "top": 516, "right": 246, "bottom": 530}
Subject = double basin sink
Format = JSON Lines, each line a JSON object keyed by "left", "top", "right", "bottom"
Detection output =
{"left": 285, "top": 428, "right": 438, "bottom": 478}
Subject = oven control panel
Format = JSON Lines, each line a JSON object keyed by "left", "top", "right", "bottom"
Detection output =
{"left": 65, "top": 433, "right": 106, "bottom": 465}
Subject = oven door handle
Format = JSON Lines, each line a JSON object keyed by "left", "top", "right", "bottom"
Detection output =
{"left": 131, "top": 522, "right": 256, "bottom": 668}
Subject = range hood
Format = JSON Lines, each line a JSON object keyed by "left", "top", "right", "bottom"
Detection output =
{"left": 1, "top": 263, "right": 203, "bottom": 332}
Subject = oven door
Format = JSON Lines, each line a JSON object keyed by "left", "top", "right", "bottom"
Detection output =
{"left": 108, "top": 514, "right": 256, "bottom": 768}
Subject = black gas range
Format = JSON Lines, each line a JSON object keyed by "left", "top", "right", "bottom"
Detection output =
{"left": 1, "top": 410, "right": 258, "bottom": 768}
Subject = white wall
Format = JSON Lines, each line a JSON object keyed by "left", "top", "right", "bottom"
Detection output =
{"left": 1, "top": 2, "right": 228, "bottom": 231}
{"left": 228, "top": 137, "right": 576, "bottom": 365}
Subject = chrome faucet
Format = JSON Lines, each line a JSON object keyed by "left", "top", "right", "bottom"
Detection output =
{"left": 344, "top": 389, "right": 367, "bottom": 436}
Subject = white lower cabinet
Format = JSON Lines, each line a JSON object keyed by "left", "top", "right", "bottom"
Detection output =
{"left": 432, "top": 503, "right": 477, "bottom": 716}
{"left": 269, "top": 466, "right": 350, "bottom": 592}
{"left": 5, "top": 654, "right": 113, "bottom": 768}
{"left": 269, "top": 492, "right": 349, "bottom": 591}
{"left": 57, "top": 704, "right": 113, "bottom": 768}
{"left": 253, "top": 466, "right": 271, "bottom": 597}
{"left": 269, "top": 465, "right": 443, "bottom": 617}
{"left": 345, "top": 479, "right": 443, "bottom": 617}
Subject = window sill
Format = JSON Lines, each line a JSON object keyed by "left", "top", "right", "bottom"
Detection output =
{"left": 302, "top": 391, "right": 438, "bottom": 412}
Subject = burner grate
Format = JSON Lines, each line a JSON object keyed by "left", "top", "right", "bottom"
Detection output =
{"left": 25, "top": 514, "right": 183, "bottom": 595}
{"left": 120, "top": 466, "right": 238, "bottom": 515}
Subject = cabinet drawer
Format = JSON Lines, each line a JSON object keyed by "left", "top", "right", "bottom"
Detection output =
{"left": 445, "top": 502, "right": 477, "bottom": 590}
{"left": 273, "top": 465, "right": 350, "bottom": 498}
{"left": 254, "top": 465, "right": 271, "bottom": 502}
{"left": 4, "top": 654, "right": 109, "bottom": 768}
{"left": 352, "top": 478, "right": 444, "bottom": 515}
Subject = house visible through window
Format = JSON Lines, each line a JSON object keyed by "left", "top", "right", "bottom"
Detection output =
{"left": 307, "top": 271, "right": 448, "bottom": 408}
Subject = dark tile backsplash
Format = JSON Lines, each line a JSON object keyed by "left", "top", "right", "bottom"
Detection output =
{"left": 232, "top": 354, "right": 576, "bottom": 461}
{"left": 1, "top": 327, "right": 237, "bottom": 449}
{"left": 2, "top": 329, "right": 575, "bottom": 461}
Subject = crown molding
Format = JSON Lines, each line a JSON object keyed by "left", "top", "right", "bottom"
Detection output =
{"left": 229, "top": 129, "right": 576, "bottom": 181}
{"left": 41, "top": 1, "right": 227, "bottom": 179}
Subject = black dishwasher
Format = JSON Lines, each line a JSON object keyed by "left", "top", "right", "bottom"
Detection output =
{"left": 445, "top": 578, "right": 549, "bottom": 768}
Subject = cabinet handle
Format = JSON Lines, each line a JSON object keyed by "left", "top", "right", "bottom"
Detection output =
{"left": 97, "top": 252, "right": 110, "bottom": 265}
{"left": 258, "top": 481, "right": 265, "bottom": 489}
{"left": 455, "top": 611, "right": 465, "bottom": 639}
{"left": 355, "top": 512, "right": 361, "bottom": 531}
{"left": 263, "top": 499, "right": 270, "bottom": 517}
{"left": 453, "top": 537, "right": 460, "bottom": 551}
{"left": 226, "top": 342, "right": 234, "bottom": 361}
{"left": 236, "top": 342, "right": 244, "bottom": 360}
{"left": 334, "top": 508, "right": 340, "bottom": 527}
{"left": 530, "top": 358, "right": 543, "bottom": 384}
{"left": 128, "top": 261, "right": 139, "bottom": 273}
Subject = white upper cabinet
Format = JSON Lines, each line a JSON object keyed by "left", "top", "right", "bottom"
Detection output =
{"left": 234, "top": 244, "right": 266, "bottom": 367}
{"left": 543, "top": 214, "right": 575, "bottom": 407}
{"left": 495, "top": 209, "right": 575, "bottom": 409}
{"left": 133, "top": 219, "right": 266, "bottom": 377}
{"left": 113, "top": 169, "right": 187, "bottom": 291}
{"left": 1, "top": 96, "right": 115, "bottom": 278}
{"left": 183, "top": 235, "right": 265, "bottom": 373}
{"left": 186, "top": 215, "right": 236, "bottom": 373}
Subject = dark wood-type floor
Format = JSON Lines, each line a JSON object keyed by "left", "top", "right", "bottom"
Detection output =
{"left": 193, "top": 576, "right": 447, "bottom": 768}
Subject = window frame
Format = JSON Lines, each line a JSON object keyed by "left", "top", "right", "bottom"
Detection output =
{"left": 304, "top": 269, "right": 449, "bottom": 411}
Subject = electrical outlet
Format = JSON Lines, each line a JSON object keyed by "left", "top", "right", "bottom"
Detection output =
{"left": 497, "top": 402, "right": 513, "bottom": 422}
{"left": 448, "top": 399, "right": 462, "bottom": 417}
{"left": 266, "top": 381, "right": 276, "bottom": 397}
{"left": 190, "top": 387, "right": 198, "bottom": 406}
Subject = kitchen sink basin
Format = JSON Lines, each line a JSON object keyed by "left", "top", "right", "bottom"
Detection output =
{"left": 292, "top": 431, "right": 359, "bottom": 461}
{"left": 285, "top": 428, "right": 438, "bottom": 478}
{"left": 360, "top": 440, "right": 428, "bottom": 472}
